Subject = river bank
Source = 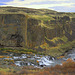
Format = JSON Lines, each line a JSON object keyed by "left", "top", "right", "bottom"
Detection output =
{"left": 0, "top": 48, "right": 75, "bottom": 68}
{"left": 0, "top": 48, "right": 75, "bottom": 75}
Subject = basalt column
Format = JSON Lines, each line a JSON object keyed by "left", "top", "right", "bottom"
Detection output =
{"left": 0, "top": 14, "right": 28, "bottom": 48}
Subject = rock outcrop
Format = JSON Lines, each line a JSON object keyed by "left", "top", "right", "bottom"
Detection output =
{"left": 0, "top": 7, "right": 75, "bottom": 52}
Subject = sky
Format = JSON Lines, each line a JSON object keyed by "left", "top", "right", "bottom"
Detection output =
{"left": 0, "top": 0, "right": 75, "bottom": 12}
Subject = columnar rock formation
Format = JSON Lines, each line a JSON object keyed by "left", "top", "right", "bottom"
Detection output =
{"left": 0, "top": 14, "right": 28, "bottom": 47}
{"left": 0, "top": 7, "right": 75, "bottom": 51}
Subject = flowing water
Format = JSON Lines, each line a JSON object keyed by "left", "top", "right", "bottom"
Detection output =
{"left": 0, "top": 48, "right": 75, "bottom": 68}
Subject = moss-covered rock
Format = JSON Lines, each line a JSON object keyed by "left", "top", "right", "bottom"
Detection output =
{"left": 0, "top": 7, "right": 75, "bottom": 56}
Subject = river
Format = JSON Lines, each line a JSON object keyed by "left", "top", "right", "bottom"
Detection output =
{"left": 0, "top": 48, "right": 75, "bottom": 68}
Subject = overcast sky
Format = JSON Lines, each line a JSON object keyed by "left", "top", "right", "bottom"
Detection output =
{"left": 0, "top": 0, "right": 75, "bottom": 12}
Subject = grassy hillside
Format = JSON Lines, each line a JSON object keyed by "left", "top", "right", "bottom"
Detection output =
{"left": 0, "top": 6, "right": 75, "bottom": 57}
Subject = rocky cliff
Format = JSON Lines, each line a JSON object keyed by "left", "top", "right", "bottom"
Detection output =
{"left": 0, "top": 7, "right": 75, "bottom": 56}
{"left": 0, "top": 14, "right": 27, "bottom": 47}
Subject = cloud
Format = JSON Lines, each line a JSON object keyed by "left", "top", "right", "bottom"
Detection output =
{"left": 4, "top": 1, "right": 75, "bottom": 8}
{"left": 5, "top": 0, "right": 70, "bottom": 5}
{"left": 0, "top": 0, "right": 75, "bottom": 12}
{"left": 0, "top": 0, "right": 13, "bottom": 2}
{"left": 0, "top": 3, "right": 7, "bottom": 5}
{"left": 50, "top": 6, "right": 75, "bottom": 12}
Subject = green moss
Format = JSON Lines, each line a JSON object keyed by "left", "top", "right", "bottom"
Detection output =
{"left": 60, "top": 40, "right": 75, "bottom": 51}
{"left": 40, "top": 40, "right": 75, "bottom": 57}
{"left": 0, "top": 48, "right": 37, "bottom": 54}
{"left": 0, "top": 68, "right": 10, "bottom": 72}
{"left": 61, "top": 36, "right": 68, "bottom": 42}
{"left": 29, "top": 15, "right": 54, "bottom": 21}
{"left": 70, "top": 30, "right": 72, "bottom": 35}
{"left": 45, "top": 36, "right": 68, "bottom": 43}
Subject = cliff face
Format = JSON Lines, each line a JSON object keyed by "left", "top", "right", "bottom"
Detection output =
{"left": 27, "top": 17, "right": 75, "bottom": 48}
{"left": 0, "top": 14, "right": 27, "bottom": 47}
{"left": 0, "top": 7, "right": 75, "bottom": 56}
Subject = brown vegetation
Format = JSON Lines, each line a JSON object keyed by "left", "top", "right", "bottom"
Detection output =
{"left": 36, "top": 59, "right": 75, "bottom": 75}
{"left": 0, "top": 59, "right": 75, "bottom": 75}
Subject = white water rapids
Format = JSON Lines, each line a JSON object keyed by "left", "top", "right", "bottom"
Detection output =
{"left": 1, "top": 48, "right": 75, "bottom": 68}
